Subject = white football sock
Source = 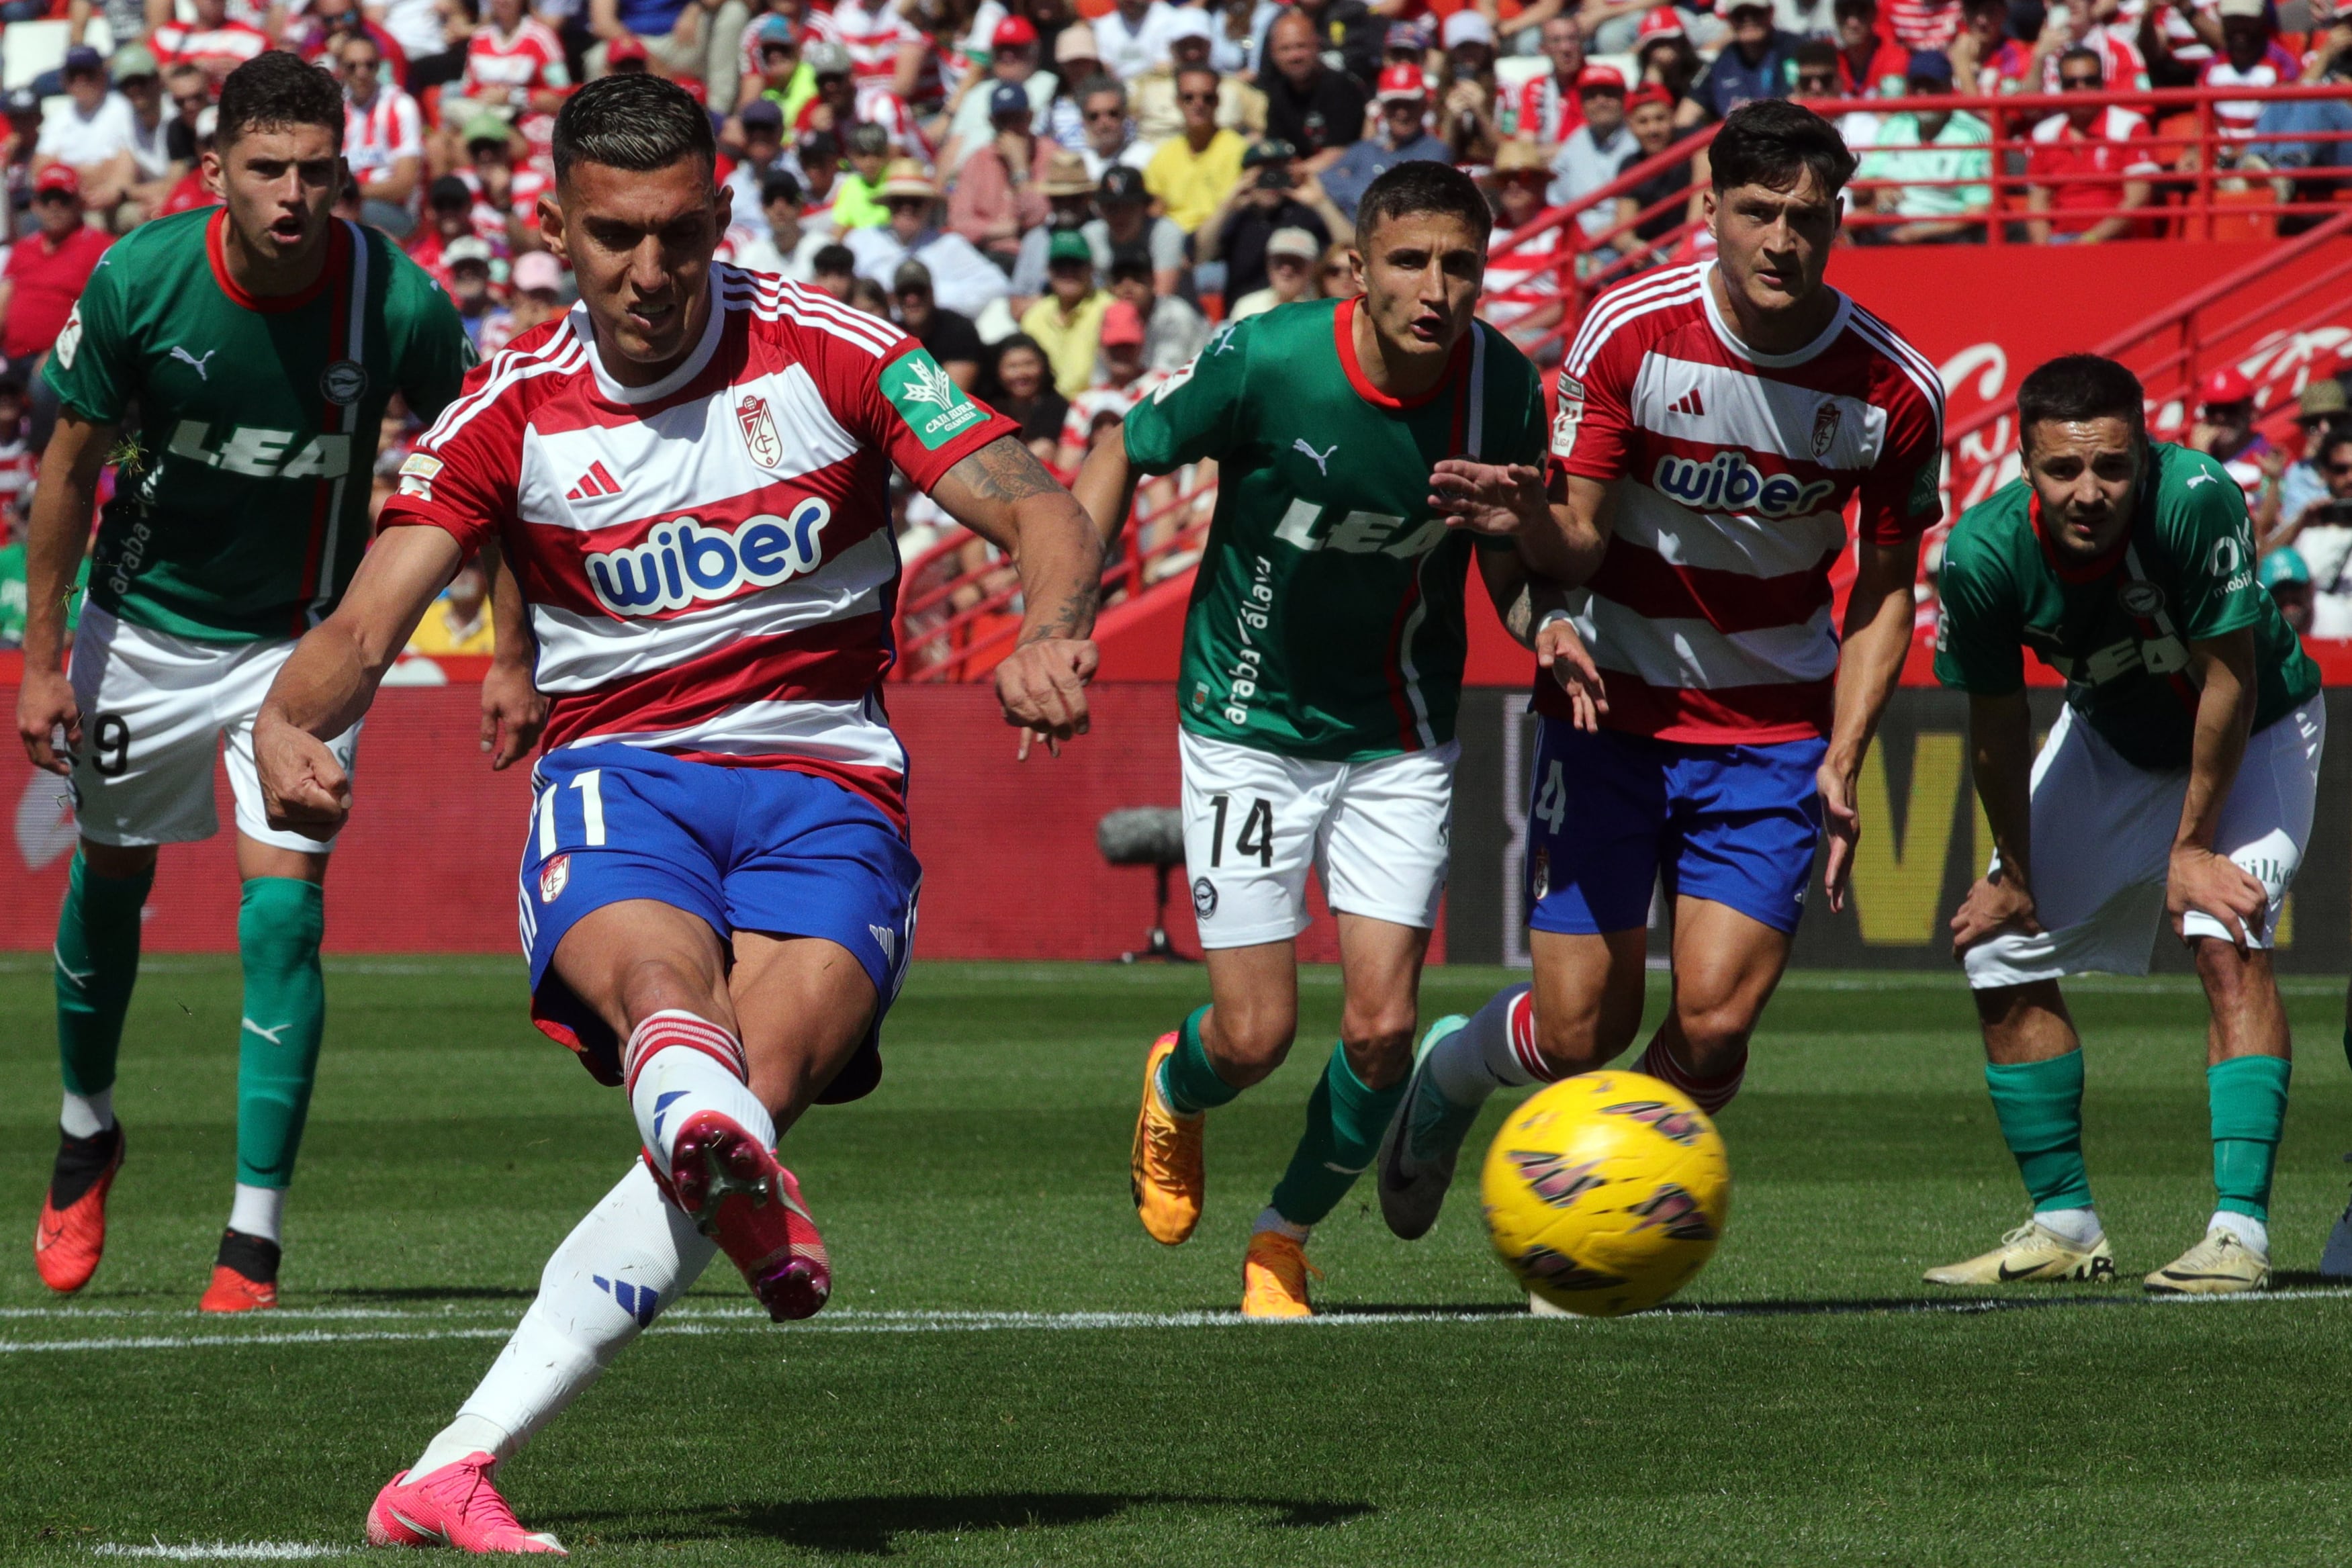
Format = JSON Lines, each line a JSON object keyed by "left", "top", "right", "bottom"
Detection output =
{"left": 228, "top": 1183, "right": 284, "bottom": 1244}
{"left": 60, "top": 1088, "right": 114, "bottom": 1140}
{"left": 1253, "top": 1206, "right": 1310, "bottom": 1242}
{"left": 410, "top": 1160, "right": 717, "bottom": 1477}
{"left": 1431, "top": 985, "right": 1541, "bottom": 1108}
{"left": 2210, "top": 1211, "right": 2269, "bottom": 1255}
{"left": 623, "top": 1010, "right": 774, "bottom": 1181}
{"left": 2032, "top": 1206, "right": 2103, "bottom": 1246}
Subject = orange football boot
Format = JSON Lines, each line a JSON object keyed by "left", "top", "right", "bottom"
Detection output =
{"left": 1131, "top": 1032, "right": 1205, "bottom": 1245}
{"left": 1241, "top": 1231, "right": 1319, "bottom": 1319}
{"left": 198, "top": 1229, "right": 280, "bottom": 1313}
{"left": 34, "top": 1125, "right": 124, "bottom": 1294}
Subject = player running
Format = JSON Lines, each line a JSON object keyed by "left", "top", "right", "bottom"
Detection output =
{"left": 252, "top": 76, "right": 1099, "bottom": 1553}
{"left": 15, "top": 52, "right": 478, "bottom": 1313}
{"left": 1078, "top": 161, "right": 1560, "bottom": 1318}
{"left": 1928, "top": 355, "right": 2321, "bottom": 1295}
{"left": 1375, "top": 101, "right": 1947, "bottom": 1239}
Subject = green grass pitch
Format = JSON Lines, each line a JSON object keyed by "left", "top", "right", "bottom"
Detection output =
{"left": 6, "top": 956, "right": 2352, "bottom": 1564}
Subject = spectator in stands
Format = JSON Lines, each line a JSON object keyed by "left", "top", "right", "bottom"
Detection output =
{"left": 341, "top": 33, "right": 425, "bottom": 238}
{"left": 1198, "top": 139, "right": 1350, "bottom": 302}
{"left": 1132, "top": 11, "right": 1218, "bottom": 145}
{"left": 1482, "top": 141, "right": 1569, "bottom": 356}
{"left": 406, "top": 175, "right": 478, "bottom": 289}
{"left": 793, "top": 130, "right": 848, "bottom": 230}
{"left": 949, "top": 84, "right": 1058, "bottom": 267}
{"left": 1107, "top": 249, "right": 1208, "bottom": 371}
{"left": 793, "top": 42, "right": 861, "bottom": 138}
{"left": 1950, "top": 0, "right": 2036, "bottom": 93}
{"left": 2189, "top": 365, "right": 2283, "bottom": 534}
{"left": 1226, "top": 224, "right": 1321, "bottom": 320}
{"left": 1021, "top": 228, "right": 1112, "bottom": 397}
{"left": 826, "top": 121, "right": 894, "bottom": 232}
{"left": 1087, "top": 165, "right": 1187, "bottom": 299}
{"left": 2248, "top": 37, "right": 2352, "bottom": 232}
{"left": 1697, "top": 1, "right": 1803, "bottom": 118}
{"left": 1548, "top": 66, "right": 1637, "bottom": 240}
{"left": 1278, "top": 0, "right": 1385, "bottom": 86}
{"left": 1007, "top": 153, "right": 1099, "bottom": 313}
{"left": 480, "top": 249, "right": 563, "bottom": 354}
{"left": 2279, "top": 379, "right": 2351, "bottom": 524}
{"left": 983, "top": 333, "right": 1071, "bottom": 467}
{"left": 1616, "top": 84, "right": 1697, "bottom": 255}
{"left": 451, "top": 0, "right": 572, "bottom": 122}
{"left": 739, "top": 17, "right": 813, "bottom": 128}
{"left": 811, "top": 241, "right": 858, "bottom": 297}
{"left": 591, "top": 0, "right": 756, "bottom": 113}
{"left": 720, "top": 101, "right": 792, "bottom": 237}
{"left": 165, "top": 67, "right": 212, "bottom": 153}
{"left": 152, "top": 105, "right": 218, "bottom": 220}
{"left": 1854, "top": 51, "right": 1991, "bottom": 242}
{"left": 34, "top": 48, "right": 139, "bottom": 216}
{"left": 0, "top": 167, "right": 108, "bottom": 443}
{"left": 1583, "top": 0, "right": 1682, "bottom": 55}
{"left": 108, "top": 49, "right": 183, "bottom": 226}
{"left": 2200, "top": 0, "right": 2299, "bottom": 142}
{"left": 733, "top": 171, "right": 828, "bottom": 277}
{"left": 1144, "top": 64, "right": 1248, "bottom": 234}
{"left": 1508, "top": 17, "right": 1588, "bottom": 144}
{"left": 1322, "top": 65, "right": 1451, "bottom": 221}
{"left": 1058, "top": 297, "right": 1160, "bottom": 473}
{"left": 1884, "top": 0, "right": 1964, "bottom": 52}
{"left": 4, "top": 89, "right": 43, "bottom": 228}
{"left": 443, "top": 237, "right": 501, "bottom": 346}
{"left": 1262, "top": 11, "right": 1369, "bottom": 175}
{"left": 846, "top": 160, "right": 1011, "bottom": 316}
{"left": 151, "top": 0, "right": 273, "bottom": 89}
{"left": 2034, "top": 0, "right": 2148, "bottom": 92}
{"left": 893, "top": 259, "right": 987, "bottom": 389}
{"left": 1073, "top": 74, "right": 1146, "bottom": 181}
{"left": 1832, "top": 0, "right": 1911, "bottom": 93}
{"left": 1095, "top": 0, "right": 1186, "bottom": 81}
{"left": 408, "top": 559, "right": 499, "bottom": 657}
{"left": 1437, "top": 12, "right": 1504, "bottom": 169}
{"left": 459, "top": 118, "right": 547, "bottom": 255}
{"left": 1636, "top": 11, "right": 1713, "bottom": 130}
{"left": 942, "top": 15, "right": 1060, "bottom": 171}
{"left": 2267, "top": 430, "right": 2352, "bottom": 634}
{"left": 2260, "top": 547, "right": 2313, "bottom": 633}
{"left": 2024, "top": 46, "right": 2157, "bottom": 243}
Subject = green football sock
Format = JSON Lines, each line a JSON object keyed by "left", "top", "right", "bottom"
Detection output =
{"left": 235, "top": 878, "right": 327, "bottom": 1189}
{"left": 54, "top": 851, "right": 154, "bottom": 1097}
{"left": 1269, "top": 1043, "right": 1407, "bottom": 1228}
{"left": 1984, "top": 1052, "right": 2094, "bottom": 1213}
{"left": 2209, "top": 1054, "right": 2292, "bottom": 1221}
{"left": 1159, "top": 1005, "right": 1242, "bottom": 1117}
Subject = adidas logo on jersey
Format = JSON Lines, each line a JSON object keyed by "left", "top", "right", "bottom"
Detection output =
{"left": 1667, "top": 386, "right": 1707, "bottom": 418}
{"left": 584, "top": 502, "right": 833, "bottom": 615}
{"left": 566, "top": 461, "right": 623, "bottom": 501}
{"left": 1652, "top": 451, "right": 1836, "bottom": 520}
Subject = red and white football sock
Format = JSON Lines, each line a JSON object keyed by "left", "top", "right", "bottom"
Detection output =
{"left": 410, "top": 1160, "right": 718, "bottom": 1478}
{"left": 623, "top": 1010, "right": 775, "bottom": 1181}
{"left": 1431, "top": 985, "right": 1556, "bottom": 1109}
{"left": 1636, "top": 1037, "right": 1746, "bottom": 1115}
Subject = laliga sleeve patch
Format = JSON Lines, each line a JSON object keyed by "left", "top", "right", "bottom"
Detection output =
{"left": 54, "top": 304, "right": 83, "bottom": 371}
{"left": 397, "top": 451, "right": 443, "bottom": 500}
{"left": 881, "top": 348, "right": 989, "bottom": 451}
{"left": 1551, "top": 375, "right": 1584, "bottom": 459}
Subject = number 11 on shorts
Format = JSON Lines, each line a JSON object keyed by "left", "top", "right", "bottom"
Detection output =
{"left": 537, "top": 769, "right": 608, "bottom": 855}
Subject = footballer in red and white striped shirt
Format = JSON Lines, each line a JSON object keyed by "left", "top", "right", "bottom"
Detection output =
{"left": 1380, "top": 102, "right": 1947, "bottom": 1241}
{"left": 250, "top": 77, "right": 1103, "bottom": 1552}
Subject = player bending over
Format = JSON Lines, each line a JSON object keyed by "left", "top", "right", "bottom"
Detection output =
{"left": 252, "top": 76, "right": 1100, "bottom": 1553}
{"left": 1079, "top": 160, "right": 1563, "bottom": 1318}
{"left": 1374, "top": 100, "right": 1948, "bottom": 1240}
{"left": 1927, "top": 355, "right": 2320, "bottom": 1295}
{"left": 15, "top": 52, "right": 483, "bottom": 1313}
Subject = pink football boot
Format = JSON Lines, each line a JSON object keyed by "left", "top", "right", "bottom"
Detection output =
{"left": 366, "top": 1453, "right": 565, "bottom": 1554}
{"left": 666, "top": 1109, "right": 831, "bottom": 1322}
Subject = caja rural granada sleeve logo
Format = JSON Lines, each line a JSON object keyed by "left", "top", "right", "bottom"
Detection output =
{"left": 882, "top": 349, "right": 987, "bottom": 451}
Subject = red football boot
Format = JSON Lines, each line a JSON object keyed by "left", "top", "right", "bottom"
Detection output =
{"left": 34, "top": 1124, "right": 124, "bottom": 1294}
{"left": 666, "top": 1111, "right": 831, "bottom": 1322}
{"left": 197, "top": 1228, "right": 281, "bottom": 1313}
{"left": 367, "top": 1454, "right": 566, "bottom": 1554}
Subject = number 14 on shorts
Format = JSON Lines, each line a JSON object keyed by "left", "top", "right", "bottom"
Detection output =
{"left": 537, "top": 769, "right": 610, "bottom": 854}
{"left": 1208, "top": 794, "right": 1274, "bottom": 868}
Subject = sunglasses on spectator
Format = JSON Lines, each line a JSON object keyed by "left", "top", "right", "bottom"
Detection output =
{"left": 2330, "top": 460, "right": 2352, "bottom": 474}
{"left": 1177, "top": 89, "right": 1218, "bottom": 103}
{"left": 1795, "top": 71, "right": 1836, "bottom": 88}
{"left": 1269, "top": 254, "right": 1308, "bottom": 268}
{"left": 2060, "top": 70, "right": 2101, "bottom": 87}
{"left": 885, "top": 197, "right": 929, "bottom": 210}
{"left": 1085, "top": 107, "right": 1124, "bottom": 122}
{"left": 34, "top": 190, "right": 75, "bottom": 205}
{"left": 1320, "top": 263, "right": 1351, "bottom": 277}
{"left": 763, "top": 42, "right": 797, "bottom": 54}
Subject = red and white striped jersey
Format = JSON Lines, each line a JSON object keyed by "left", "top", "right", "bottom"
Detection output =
{"left": 1543, "top": 262, "right": 1946, "bottom": 745}
{"left": 833, "top": 0, "right": 942, "bottom": 103}
{"left": 2200, "top": 46, "right": 2301, "bottom": 138}
{"left": 344, "top": 87, "right": 426, "bottom": 181}
{"left": 1058, "top": 370, "right": 1165, "bottom": 451}
{"left": 1508, "top": 73, "right": 1586, "bottom": 144}
{"left": 378, "top": 264, "right": 1018, "bottom": 821}
{"left": 461, "top": 18, "right": 573, "bottom": 99}
{"left": 739, "top": 7, "right": 844, "bottom": 80}
{"left": 151, "top": 19, "right": 271, "bottom": 83}
{"left": 1882, "top": 0, "right": 1961, "bottom": 51}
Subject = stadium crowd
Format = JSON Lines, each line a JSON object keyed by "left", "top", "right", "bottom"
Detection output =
{"left": 0, "top": 0, "right": 2346, "bottom": 652}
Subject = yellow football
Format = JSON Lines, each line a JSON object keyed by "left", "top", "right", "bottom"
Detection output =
{"left": 1480, "top": 1070, "right": 1731, "bottom": 1317}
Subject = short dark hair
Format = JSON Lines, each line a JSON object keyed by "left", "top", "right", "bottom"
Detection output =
{"left": 760, "top": 169, "right": 803, "bottom": 206}
{"left": 1793, "top": 39, "right": 1838, "bottom": 71}
{"left": 1175, "top": 62, "right": 1221, "bottom": 91}
{"left": 812, "top": 242, "right": 856, "bottom": 276}
{"left": 1709, "top": 99, "right": 1857, "bottom": 196}
{"left": 1355, "top": 159, "right": 1492, "bottom": 249}
{"left": 1077, "top": 73, "right": 1124, "bottom": 103}
{"left": 2317, "top": 427, "right": 2352, "bottom": 467}
{"left": 216, "top": 51, "right": 344, "bottom": 152}
{"left": 2059, "top": 44, "right": 2104, "bottom": 76}
{"left": 552, "top": 73, "right": 716, "bottom": 186}
{"left": 2016, "top": 354, "right": 2147, "bottom": 446}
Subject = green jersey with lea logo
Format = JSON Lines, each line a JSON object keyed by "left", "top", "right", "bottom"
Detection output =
{"left": 1934, "top": 439, "right": 2320, "bottom": 770}
{"left": 44, "top": 207, "right": 471, "bottom": 643}
{"left": 1121, "top": 296, "right": 1547, "bottom": 762}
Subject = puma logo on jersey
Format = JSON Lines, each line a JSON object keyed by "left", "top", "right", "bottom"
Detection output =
{"left": 584, "top": 502, "right": 832, "bottom": 614}
{"left": 167, "top": 420, "right": 351, "bottom": 479}
{"left": 2185, "top": 471, "right": 2218, "bottom": 489}
{"left": 170, "top": 346, "right": 218, "bottom": 380}
{"left": 1292, "top": 439, "right": 1338, "bottom": 475}
{"left": 240, "top": 1017, "right": 290, "bottom": 1044}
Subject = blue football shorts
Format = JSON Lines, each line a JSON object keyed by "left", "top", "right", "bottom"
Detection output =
{"left": 1525, "top": 719, "right": 1824, "bottom": 937}
{"left": 516, "top": 744, "right": 921, "bottom": 1103}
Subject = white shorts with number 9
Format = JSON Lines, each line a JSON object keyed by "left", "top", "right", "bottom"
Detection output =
{"left": 1179, "top": 729, "right": 1457, "bottom": 950}
{"left": 65, "top": 602, "right": 363, "bottom": 853}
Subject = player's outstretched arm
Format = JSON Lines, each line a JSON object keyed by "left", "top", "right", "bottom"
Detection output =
{"left": 253, "top": 524, "right": 465, "bottom": 840}
{"left": 478, "top": 537, "right": 547, "bottom": 771}
{"left": 1072, "top": 430, "right": 1143, "bottom": 551}
{"left": 928, "top": 434, "right": 1104, "bottom": 757}
{"left": 15, "top": 411, "right": 117, "bottom": 776}
{"left": 1950, "top": 690, "right": 2042, "bottom": 958}
{"left": 1819, "top": 533, "right": 1922, "bottom": 915}
{"left": 2167, "top": 629, "right": 2268, "bottom": 950}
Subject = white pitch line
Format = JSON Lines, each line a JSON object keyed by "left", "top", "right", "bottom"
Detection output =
{"left": 92, "top": 1545, "right": 349, "bottom": 1561}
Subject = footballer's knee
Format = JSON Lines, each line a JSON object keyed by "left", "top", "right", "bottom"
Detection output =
{"left": 1669, "top": 997, "right": 1760, "bottom": 1076}
{"left": 1204, "top": 1000, "right": 1297, "bottom": 1088}
{"left": 1529, "top": 964, "right": 1645, "bottom": 1078}
{"left": 1339, "top": 1001, "right": 1417, "bottom": 1090}
{"left": 613, "top": 956, "right": 732, "bottom": 1037}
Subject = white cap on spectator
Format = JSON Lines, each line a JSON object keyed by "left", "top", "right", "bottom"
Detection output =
{"left": 2215, "top": 0, "right": 2264, "bottom": 15}
{"left": 1055, "top": 23, "right": 1098, "bottom": 62}
{"left": 445, "top": 236, "right": 495, "bottom": 268}
{"left": 1266, "top": 226, "right": 1321, "bottom": 261}
{"left": 194, "top": 105, "right": 218, "bottom": 141}
{"left": 1165, "top": 7, "right": 1213, "bottom": 42}
{"left": 1442, "top": 9, "right": 1495, "bottom": 48}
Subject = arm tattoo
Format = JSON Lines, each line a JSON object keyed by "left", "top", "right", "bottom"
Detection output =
{"left": 1020, "top": 584, "right": 1097, "bottom": 647}
{"left": 946, "top": 435, "right": 1064, "bottom": 505}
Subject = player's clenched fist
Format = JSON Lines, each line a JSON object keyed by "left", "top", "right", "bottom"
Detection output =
{"left": 253, "top": 710, "right": 354, "bottom": 840}
{"left": 17, "top": 667, "right": 83, "bottom": 777}
{"left": 1000, "top": 635, "right": 1098, "bottom": 760}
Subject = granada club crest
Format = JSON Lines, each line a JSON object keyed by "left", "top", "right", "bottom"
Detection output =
{"left": 1811, "top": 400, "right": 1841, "bottom": 459}
{"left": 737, "top": 394, "right": 784, "bottom": 469}
{"left": 539, "top": 851, "right": 571, "bottom": 905}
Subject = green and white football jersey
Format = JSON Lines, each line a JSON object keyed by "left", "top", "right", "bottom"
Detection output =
{"left": 44, "top": 207, "right": 471, "bottom": 643}
{"left": 1935, "top": 439, "right": 2322, "bottom": 771}
{"left": 1122, "top": 296, "right": 1548, "bottom": 763}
